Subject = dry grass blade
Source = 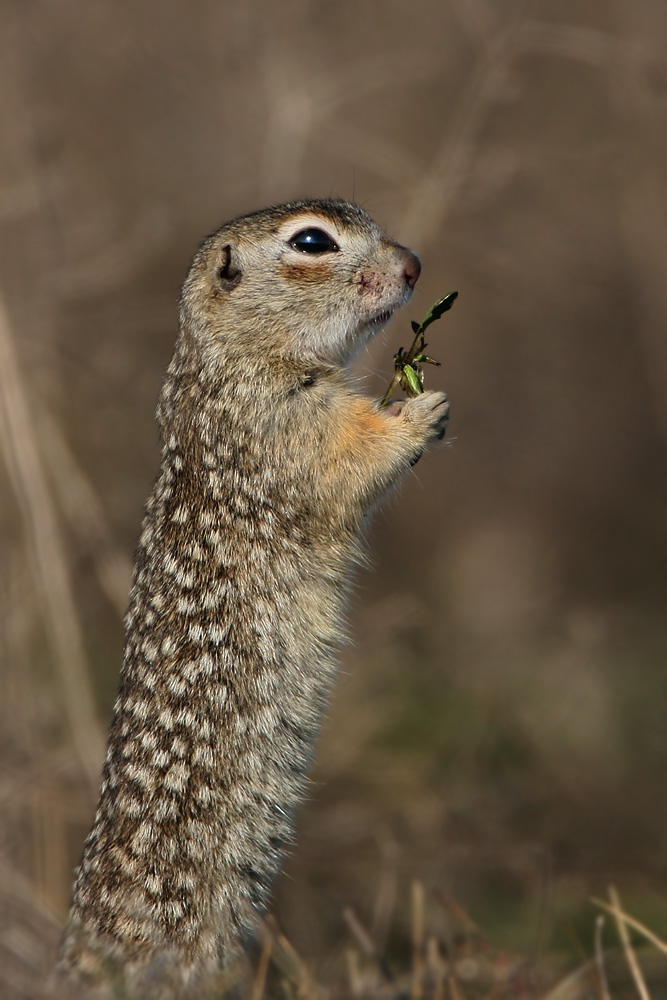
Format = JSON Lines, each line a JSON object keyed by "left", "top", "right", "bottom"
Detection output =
{"left": 448, "top": 972, "right": 467, "bottom": 1000}
{"left": 346, "top": 949, "right": 363, "bottom": 998}
{"left": 606, "top": 886, "right": 651, "bottom": 1000}
{"left": 435, "top": 890, "right": 483, "bottom": 940}
{"left": 411, "top": 880, "right": 425, "bottom": 1000}
{"left": 591, "top": 897, "right": 667, "bottom": 957}
{"left": 371, "top": 830, "right": 399, "bottom": 955}
{"left": 344, "top": 906, "right": 377, "bottom": 960}
{"left": 594, "top": 916, "right": 612, "bottom": 1000}
{"left": 249, "top": 926, "right": 273, "bottom": 1000}
{"left": 344, "top": 906, "right": 394, "bottom": 986}
{"left": 265, "top": 915, "right": 315, "bottom": 999}
{"left": 541, "top": 962, "right": 598, "bottom": 1000}
{"left": 427, "top": 936, "right": 445, "bottom": 1000}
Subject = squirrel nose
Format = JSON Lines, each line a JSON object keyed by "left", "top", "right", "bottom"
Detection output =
{"left": 402, "top": 250, "right": 422, "bottom": 289}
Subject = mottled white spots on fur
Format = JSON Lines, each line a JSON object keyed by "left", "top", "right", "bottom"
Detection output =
{"left": 123, "top": 797, "right": 143, "bottom": 819}
{"left": 200, "top": 652, "right": 216, "bottom": 675}
{"left": 165, "top": 901, "right": 186, "bottom": 921}
{"left": 98, "top": 887, "right": 113, "bottom": 908}
{"left": 253, "top": 705, "right": 279, "bottom": 738}
{"left": 208, "top": 623, "right": 227, "bottom": 645}
{"left": 157, "top": 707, "right": 175, "bottom": 731}
{"left": 188, "top": 622, "right": 205, "bottom": 643}
{"left": 166, "top": 673, "right": 188, "bottom": 697}
{"left": 234, "top": 494, "right": 249, "bottom": 516}
{"left": 83, "top": 854, "right": 101, "bottom": 874}
{"left": 154, "top": 796, "right": 179, "bottom": 822}
{"left": 139, "top": 524, "right": 154, "bottom": 547}
{"left": 201, "top": 587, "right": 222, "bottom": 610}
{"left": 198, "top": 717, "right": 213, "bottom": 741}
{"left": 212, "top": 685, "right": 229, "bottom": 711}
{"left": 198, "top": 509, "right": 216, "bottom": 529}
{"left": 175, "top": 871, "right": 197, "bottom": 892}
{"left": 175, "top": 708, "right": 197, "bottom": 730}
{"left": 164, "top": 760, "right": 190, "bottom": 793}
{"left": 194, "top": 783, "right": 214, "bottom": 806}
{"left": 176, "top": 566, "right": 196, "bottom": 589}
{"left": 172, "top": 504, "right": 189, "bottom": 524}
{"left": 184, "top": 838, "right": 205, "bottom": 862}
{"left": 163, "top": 554, "right": 180, "bottom": 576}
{"left": 185, "top": 819, "right": 207, "bottom": 843}
{"left": 161, "top": 636, "right": 175, "bottom": 656}
{"left": 129, "top": 699, "right": 150, "bottom": 721}
{"left": 161, "top": 838, "right": 178, "bottom": 862}
{"left": 190, "top": 542, "right": 206, "bottom": 561}
{"left": 125, "top": 762, "right": 156, "bottom": 790}
{"left": 142, "top": 669, "right": 158, "bottom": 690}
{"left": 167, "top": 434, "right": 178, "bottom": 452}
{"left": 131, "top": 822, "right": 155, "bottom": 855}
{"left": 192, "top": 744, "right": 214, "bottom": 769}
{"left": 106, "top": 766, "right": 120, "bottom": 790}
{"left": 171, "top": 736, "right": 188, "bottom": 757}
{"left": 141, "top": 731, "right": 157, "bottom": 752}
{"left": 173, "top": 454, "right": 184, "bottom": 471}
{"left": 233, "top": 714, "right": 250, "bottom": 736}
{"left": 143, "top": 641, "right": 159, "bottom": 664}
{"left": 153, "top": 749, "right": 170, "bottom": 768}
{"left": 182, "top": 660, "right": 198, "bottom": 683}
{"left": 177, "top": 595, "right": 198, "bottom": 615}
{"left": 145, "top": 873, "right": 162, "bottom": 897}
{"left": 203, "top": 451, "right": 217, "bottom": 469}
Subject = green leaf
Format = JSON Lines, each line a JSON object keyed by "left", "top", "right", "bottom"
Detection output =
{"left": 401, "top": 364, "right": 423, "bottom": 397}
{"left": 413, "top": 353, "right": 441, "bottom": 366}
{"left": 419, "top": 291, "right": 458, "bottom": 333}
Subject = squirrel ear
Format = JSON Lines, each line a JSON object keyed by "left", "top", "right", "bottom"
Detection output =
{"left": 218, "top": 244, "right": 242, "bottom": 292}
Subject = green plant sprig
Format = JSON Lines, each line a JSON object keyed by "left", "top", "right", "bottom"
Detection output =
{"left": 379, "top": 291, "right": 458, "bottom": 408}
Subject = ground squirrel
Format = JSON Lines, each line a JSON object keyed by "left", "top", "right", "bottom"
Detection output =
{"left": 57, "top": 199, "right": 449, "bottom": 993}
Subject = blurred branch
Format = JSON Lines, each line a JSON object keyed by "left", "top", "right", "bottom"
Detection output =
{"left": 50, "top": 206, "right": 171, "bottom": 301}
{"left": 317, "top": 123, "right": 423, "bottom": 188}
{"left": 38, "top": 411, "right": 132, "bottom": 617}
{"left": 402, "top": 20, "right": 622, "bottom": 247}
{"left": 450, "top": 0, "right": 496, "bottom": 46}
{"left": 260, "top": 44, "right": 441, "bottom": 201}
{"left": 607, "top": 0, "right": 667, "bottom": 448}
{"left": 0, "top": 293, "right": 104, "bottom": 789}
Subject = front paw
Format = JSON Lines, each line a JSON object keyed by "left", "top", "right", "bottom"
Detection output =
{"left": 402, "top": 390, "right": 450, "bottom": 442}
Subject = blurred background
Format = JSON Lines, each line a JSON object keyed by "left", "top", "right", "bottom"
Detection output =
{"left": 2, "top": 0, "right": 667, "bottom": 995}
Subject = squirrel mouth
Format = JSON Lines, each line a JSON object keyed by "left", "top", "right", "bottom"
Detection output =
{"left": 369, "top": 309, "right": 393, "bottom": 327}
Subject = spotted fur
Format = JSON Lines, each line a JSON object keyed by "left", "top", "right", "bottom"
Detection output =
{"left": 58, "top": 200, "right": 449, "bottom": 993}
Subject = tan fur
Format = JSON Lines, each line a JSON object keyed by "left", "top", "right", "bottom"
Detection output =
{"left": 57, "top": 199, "right": 449, "bottom": 995}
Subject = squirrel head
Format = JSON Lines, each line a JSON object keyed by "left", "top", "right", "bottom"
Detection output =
{"left": 179, "top": 199, "right": 421, "bottom": 369}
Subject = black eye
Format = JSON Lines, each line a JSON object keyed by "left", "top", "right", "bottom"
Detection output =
{"left": 289, "top": 228, "right": 339, "bottom": 254}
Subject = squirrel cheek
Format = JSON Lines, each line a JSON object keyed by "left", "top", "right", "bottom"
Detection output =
{"left": 357, "top": 270, "right": 385, "bottom": 299}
